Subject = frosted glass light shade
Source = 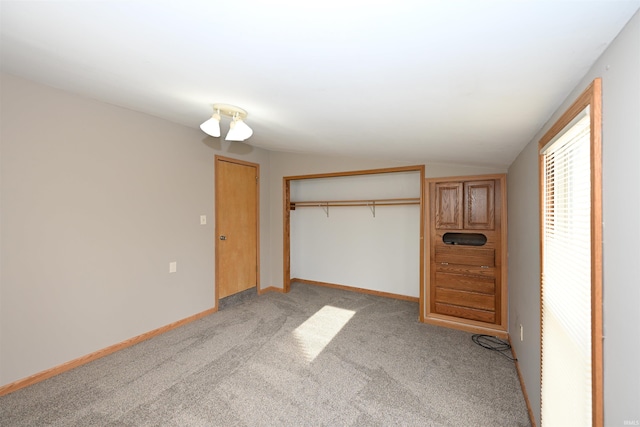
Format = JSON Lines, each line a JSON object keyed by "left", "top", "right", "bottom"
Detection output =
{"left": 201, "top": 104, "right": 252, "bottom": 141}
{"left": 200, "top": 116, "right": 221, "bottom": 137}
{"left": 225, "top": 119, "right": 253, "bottom": 141}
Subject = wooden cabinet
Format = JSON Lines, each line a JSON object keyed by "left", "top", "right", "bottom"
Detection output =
{"left": 433, "top": 243, "right": 498, "bottom": 324}
{"left": 434, "top": 180, "right": 495, "bottom": 231}
{"left": 434, "top": 182, "right": 463, "bottom": 229}
{"left": 424, "top": 174, "right": 507, "bottom": 337}
{"left": 464, "top": 180, "right": 494, "bottom": 230}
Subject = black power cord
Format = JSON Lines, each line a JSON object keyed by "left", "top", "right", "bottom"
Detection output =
{"left": 471, "top": 334, "right": 517, "bottom": 362}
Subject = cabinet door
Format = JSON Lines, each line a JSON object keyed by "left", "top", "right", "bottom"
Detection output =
{"left": 464, "top": 180, "right": 495, "bottom": 230}
{"left": 434, "top": 182, "right": 463, "bottom": 229}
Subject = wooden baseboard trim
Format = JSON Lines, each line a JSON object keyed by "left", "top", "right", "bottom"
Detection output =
{"left": 258, "top": 286, "right": 285, "bottom": 295}
{"left": 509, "top": 336, "right": 537, "bottom": 427}
{"left": 292, "top": 278, "right": 419, "bottom": 303}
{"left": 0, "top": 307, "right": 217, "bottom": 397}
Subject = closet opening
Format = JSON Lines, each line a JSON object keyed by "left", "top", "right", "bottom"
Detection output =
{"left": 283, "top": 165, "right": 425, "bottom": 314}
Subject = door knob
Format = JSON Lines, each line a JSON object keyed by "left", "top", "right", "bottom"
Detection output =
{"left": 219, "top": 235, "right": 227, "bottom": 240}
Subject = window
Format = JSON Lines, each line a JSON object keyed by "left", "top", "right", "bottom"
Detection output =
{"left": 538, "top": 79, "right": 602, "bottom": 426}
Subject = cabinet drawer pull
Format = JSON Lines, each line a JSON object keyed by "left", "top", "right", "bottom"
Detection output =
{"left": 441, "top": 262, "right": 449, "bottom": 265}
{"left": 481, "top": 265, "right": 489, "bottom": 268}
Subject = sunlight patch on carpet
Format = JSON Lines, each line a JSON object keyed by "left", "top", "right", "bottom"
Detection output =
{"left": 293, "top": 305, "right": 355, "bottom": 363}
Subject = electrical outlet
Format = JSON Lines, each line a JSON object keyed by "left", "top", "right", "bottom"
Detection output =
{"left": 169, "top": 262, "right": 177, "bottom": 273}
{"left": 520, "top": 324, "right": 524, "bottom": 341}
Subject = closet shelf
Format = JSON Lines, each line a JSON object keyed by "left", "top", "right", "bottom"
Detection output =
{"left": 290, "top": 198, "right": 420, "bottom": 217}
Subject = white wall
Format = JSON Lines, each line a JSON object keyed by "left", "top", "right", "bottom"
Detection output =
{"left": 0, "top": 73, "right": 271, "bottom": 386}
{"left": 290, "top": 172, "right": 421, "bottom": 297}
{"left": 267, "top": 151, "right": 505, "bottom": 290}
{"left": 507, "top": 10, "right": 640, "bottom": 426}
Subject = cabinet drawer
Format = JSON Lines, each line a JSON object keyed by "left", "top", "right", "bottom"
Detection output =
{"left": 436, "top": 263, "right": 496, "bottom": 278}
{"left": 435, "top": 287, "right": 495, "bottom": 311}
{"left": 435, "top": 246, "right": 495, "bottom": 267}
{"left": 435, "top": 303, "right": 496, "bottom": 323}
{"left": 435, "top": 272, "right": 495, "bottom": 294}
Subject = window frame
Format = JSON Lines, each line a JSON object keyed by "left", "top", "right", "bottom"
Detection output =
{"left": 537, "top": 78, "right": 603, "bottom": 426}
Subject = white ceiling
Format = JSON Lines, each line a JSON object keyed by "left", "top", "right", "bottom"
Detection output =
{"left": 1, "top": 1, "right": 638, "bottom": 167}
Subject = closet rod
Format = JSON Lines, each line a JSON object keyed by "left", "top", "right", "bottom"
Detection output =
{"left": 290, "top": 197, "right": 420, "bottom": 208}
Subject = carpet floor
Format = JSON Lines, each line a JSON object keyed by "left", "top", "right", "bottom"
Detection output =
{"left": 0, "top": 282, "right": 531, "bottom": 426}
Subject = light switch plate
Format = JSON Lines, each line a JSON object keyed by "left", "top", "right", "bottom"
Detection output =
{"left": 169, "top": 262, "right": 177, "bottom": 273}
{"left": 200, "top": 215, "right": 207, "bottom": 225}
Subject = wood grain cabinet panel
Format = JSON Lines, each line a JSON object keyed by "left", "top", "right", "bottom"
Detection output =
{"left": 437, "top": 263, "right": 497, "bottom": 278}
{"left": 434, "top": 182, "right": 463, "bottom": 229}
{"left": 435, "top": 303, "right": 496, "bottom": 323}
{"left": 435, "top": 271, "right": 495, "bottom": 294}
{"left": 435, "top": 246, "right": 495, "bottom": 267}
{"left": 464, "top": 180, "right": 495, "bottom": 230}
{"left": 425, "top": 174, "right": 507, "bottom": 336}
{"left": 435, "top": 287, "right": 495, "bottom": 311}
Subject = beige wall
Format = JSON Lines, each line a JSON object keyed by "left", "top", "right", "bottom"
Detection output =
{"left": 0, "top": 73, "right": 271, "bottom": 385}
{"left": 507, "top": 10, "right": 640, "bottom": 425}
{"left": 266, "top": 151, "right": 504, "bottom": 288}
{"left": 0, "top": 72, "right": 505, "bottom": 389}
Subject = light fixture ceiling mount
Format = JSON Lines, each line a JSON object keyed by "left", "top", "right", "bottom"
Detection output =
{"left": 200, "top": 103, "right": 253, "bottom": 141}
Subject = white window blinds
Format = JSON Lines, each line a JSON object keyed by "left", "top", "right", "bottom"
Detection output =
{"left": 541, "top": 106, "right": 592, "bottom": 426}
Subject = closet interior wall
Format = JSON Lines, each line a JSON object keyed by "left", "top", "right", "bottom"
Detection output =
{"left": 288, "top": 168, "right": 423, "bottom": 299}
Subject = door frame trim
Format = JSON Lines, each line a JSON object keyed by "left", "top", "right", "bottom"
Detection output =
{"left": 214, "top": 155, "right": 260, "bottom": 310}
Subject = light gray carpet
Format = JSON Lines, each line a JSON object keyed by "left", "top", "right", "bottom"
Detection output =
{"left": 218, "top": 287, "right": 258, "bottom": 311}
{"left": 0, "top": 283, "right": 531, "bottom": 426}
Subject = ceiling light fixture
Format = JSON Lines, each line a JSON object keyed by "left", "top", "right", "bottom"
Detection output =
{"left": 200, "top": 104, "right": 253, "bottom": 141}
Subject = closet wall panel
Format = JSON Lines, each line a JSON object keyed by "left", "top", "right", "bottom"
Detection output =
{"left": 290, "top": 171, "right": 421, "bottom": 298}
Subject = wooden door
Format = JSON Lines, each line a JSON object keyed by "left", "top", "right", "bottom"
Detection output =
{"left": 215, "top": 156, "right": 259, "bottom": 301}
{"left": 434, "top": 182, "right": 463, "bottom": 229}
{"left": 464, "top": 180, "right": 495, "bottom": 230}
